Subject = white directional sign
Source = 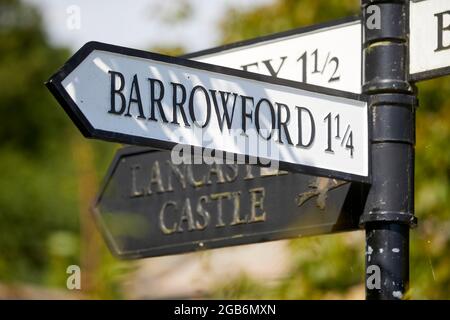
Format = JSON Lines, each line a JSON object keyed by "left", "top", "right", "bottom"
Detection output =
{"left": 47, "top": 42, "right": 369, "bottom": 182}
{"left": 410, "top": 0, "right": 450, "bottom": 81}
{"left": 185, "top": 17, "right": 362, "bottom": 94}
{"left": 186, "top": 5, "right": 450, "bottom": 85}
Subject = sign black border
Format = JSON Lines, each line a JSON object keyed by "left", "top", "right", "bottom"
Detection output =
{"left": 182, "top": 16, "right": 361, "bottom": 59}
{"left": 183, "top": 15, "right": 364, "bottom": 95}
{"left": 46, "top": 40, "right": 370, "bottom": 183}
{"left": 409, "top": 66, "right": 450, "bottom": 83}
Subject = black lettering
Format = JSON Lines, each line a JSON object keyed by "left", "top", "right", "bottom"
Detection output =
{"left": 241, "top": 62, "right": 259, "bottom": 72}
{"left": 108, "top": 71, "right": 126, "bottom": 115}
{"left": 241, "top": 95, "right": 254, "bottom": 135}
{"left": 148, "top": 78, "right": 168, "bottom": 122}
{"left": 124, "top": 74, "right": 145, "bottom": 119}
{"left": 261, "top": 56, "right": 287, "bottom": 77}
{"left": 255, "top": 98, "right": 275, "bottom": 140}
{"left": 189, "top": 85, "right": 211, "bottom": 128}
{"left": 171, "top": 82, "right": 190, "bottom": 126}
{"left": 210, "top": 90, "right": 237, "bottom": 132}
{"left": 276, "top": 103, "right": 293, "bottom": 145}
{"left": 435, "top": 11, "right": 450, "bottom": 52}
{"left": 296, "top": 106, "right": 315, "bottom": 148}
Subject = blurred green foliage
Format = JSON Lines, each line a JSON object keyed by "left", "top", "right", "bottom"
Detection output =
{"left": 0, "top": 0, "right": 74, "bottom": 281}
{"left": 0, "top": 0, "right": 123, "bottom": 297}
{"left": 220, "top": 0, "right": 359, "bottom": 45}
{"left": 212, "top": 0, "right": 450, "bottom": 299}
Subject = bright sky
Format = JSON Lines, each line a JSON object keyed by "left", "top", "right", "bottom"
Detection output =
{"left": 24, "top": 0, "right": 273, "bottom": 54}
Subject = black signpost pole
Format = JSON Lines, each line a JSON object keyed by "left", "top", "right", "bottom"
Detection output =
{"left": 361, "top": 0, "right": 417, "bottom": 300}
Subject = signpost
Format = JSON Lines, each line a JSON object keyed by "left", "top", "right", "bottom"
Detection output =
{"left": 360, "top": 0, "right": 417, "bottom": 300}
{"left": 46, "top": 41, "right": 369, "bottom": 182}
{"left": 94, "top": 147, "right": 367, "bottom": 259}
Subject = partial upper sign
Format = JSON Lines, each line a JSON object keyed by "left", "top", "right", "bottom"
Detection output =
{"left": 94, "top": 147, "right": 367, "bottom": 259}
{"left": 185, "top": 3, "right": 450, "bottom": 84}
{"left": 185, "top": 17, "right": 362, "bottom": 94}
{"left": 46, "top": 41, "right": 369, "bottom": 182}
{"left": 410, "top": 0, "right": 450, "bottom": 81}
